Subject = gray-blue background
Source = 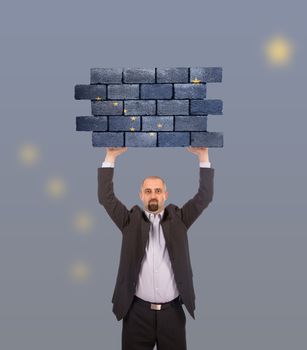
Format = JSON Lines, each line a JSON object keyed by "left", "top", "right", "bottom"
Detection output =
{"left": 1, "top": 0, "right": 306, "bottom": 349}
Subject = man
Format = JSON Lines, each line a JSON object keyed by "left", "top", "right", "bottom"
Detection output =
{"left": 98, "top": 146, "right": 214, "bottom": 350}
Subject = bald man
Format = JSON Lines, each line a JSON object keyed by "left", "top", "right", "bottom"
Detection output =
{"left": 98, "top": 147, "right": 214, "bottom": 350}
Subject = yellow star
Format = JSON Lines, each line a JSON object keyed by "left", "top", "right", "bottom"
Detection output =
{"left": 130, "top": 116, "right": 136, "bottom": 121}
{"left": 69, "top": 260, "right": 91, "bottom": 283}
{"left": 157, "top": 123, "right": 163, "bottom": 128}
{"left": 17, "top": 143, "right": 40, "bottom": 166}
{"left": 95, "top": 96, "right": 102, "bottom": 101}
{"left": 113, "top": 102, "right": 118, "bottom": 106}
{"left": 130, "top": 127, "right": 135, "bottom": 132}
{"left": 149, "top": 132, "right": 155, "bottom": 136}
{"left": 192, "top": 78, "right": 201, "bottom": 84}
{"left": 264, "top": 35, "right": 294, "bottom": 66}
{"left": 73, "top": 211, "right": 94, "bottom": 233}
{"left": 45, "top": 177, "right": 67, "bottom": 199}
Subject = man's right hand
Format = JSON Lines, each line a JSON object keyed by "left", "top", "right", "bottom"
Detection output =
{"left": 104, "top": 147, "right": 128, "bottom": 163}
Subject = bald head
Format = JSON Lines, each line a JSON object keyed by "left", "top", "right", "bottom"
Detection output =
{"left": 140, "top": 176, "right": 167, "bottom": 192}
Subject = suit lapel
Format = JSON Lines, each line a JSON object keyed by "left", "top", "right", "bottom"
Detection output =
{"left": 140, "top": 212, "right": 150, "bottom": 253}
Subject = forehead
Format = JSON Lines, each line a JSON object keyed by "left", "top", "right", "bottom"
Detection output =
{"left": 142, "top": 178, "right": 164, "bottom": 189}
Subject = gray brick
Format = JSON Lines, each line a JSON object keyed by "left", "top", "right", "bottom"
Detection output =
{"left": 123, "top": 68, "right": 155, "bottom": 83}
{"left": 157, "top": 100, "right": 189, "bottom": 115}
{"left": 108, "top": 84, "right": 139, "bottom": 99}
{"left": 90, "top": 68, "right": 122, "bottom": 84}
{"left": 125, "top": 132, "right": 157, "bottom": 147}
{"left": 174, "top": 84, "right": 206, "bottom": 99}
{"left": 92, "top": 101, "right": 123, "bottom": 115}
{"left": 76, "top": 116, "right": 107, "bottom": 131}
{"left": 191, "top": 132, "right": 223, "bottom": 147}
{"left": 157, "top": 68, "right": 189, "bottom": 83}
{"left": 142, "top": 116, "right": 173, "bottom": 131}
{"left": 190, "top": 99, "right": 223, "bottom": 115}
{"left": 158, "top": 132, "right": 190, "bottom": 147}
{"left": 109, "top": 116, "right": 141, "bottom": 131}
{"left": 124, "top": 100, "right": 156, "bottom": 115}
{"left": 175, "top": 116, "right": 207, "bottom": 131}
{"left": 190, "top": 67, "right": 222, "bottom": 83}
{"left": 92, "top": 132, "right": 124, "bottom": 147}
{"left": 74, "top": 84, "right": 106, "bottom": 100}
{"left": 141, "top": 84, "right": 173, "bottom": 99}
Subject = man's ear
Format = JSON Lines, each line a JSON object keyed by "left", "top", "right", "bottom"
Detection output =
{"left": 165, "top": 191, "right": 169, "bottom": 201}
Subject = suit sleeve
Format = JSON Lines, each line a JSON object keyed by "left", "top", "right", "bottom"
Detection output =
{"left": 97, "top": 167, "right": 130, "bottom": 232}
{"left": 180, "top": 167, "right": 214, "bottom": 230}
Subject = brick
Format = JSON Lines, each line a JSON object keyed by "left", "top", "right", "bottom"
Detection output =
{"left": 76, "top": 116, "right": 107, "bottom": 131}
{"left": 74, "top": 84, "right": 106, "bottom": 100}
{"left": 108, "top": 84, "right": 139, "bottom": 99}
{"left": 158, "top": 132, "right": 190, "bottom": 147}
{"left": 175, "top": 116, "right": 207, "bottom": 131}
{"left": 142, "top": 116, "right": 173, "bottom": 131}
{"left": 140, "top": 84, "right": 173, "bottom": 99}
{"left": 190, "top": 67, "right": 222, "bottom": 83}
{"left": 174, "top": 84, "right": 206, "bottom": 99}
{"left": 123, "top": 68, "right": 155, "bottom": 83}
{"left": 125, "top": 132, "right": 157, "bottom": 147}
{"left": 191, "top": 132, "right": 223, "bottom": 147}
{"left": 124, "top": 100, "right": 156, "bottom": 115}
{"left": 109, "top": 116, "right": 141, "bottom": 131}
{"left": 90, "top": 68, "right": 123, "bottom": 84}
{"left": 156, "top": 68, "right": 189, "bottom": 83}
{"left": 190, "top": 99, "right": 223, "bottom": 115}
{"left": 157, "top": 100, "right": 189, "bottom": 115}
{"left": 92, "top": 101, "right": 123, "bottom": 115}
{"left": 92, "top": 132, "right": 124, "bottom": 147}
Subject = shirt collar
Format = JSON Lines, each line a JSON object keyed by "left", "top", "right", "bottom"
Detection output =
{"left": 144, "top": 208, "right": 164, "bottom": 221}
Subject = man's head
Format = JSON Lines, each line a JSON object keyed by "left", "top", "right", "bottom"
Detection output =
{"left": 139, "top": 176, "right": 168, "bottom": 213}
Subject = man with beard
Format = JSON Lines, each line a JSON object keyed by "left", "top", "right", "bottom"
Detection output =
{"left": 98, "top": 146, "right": 214, "bottom": 350}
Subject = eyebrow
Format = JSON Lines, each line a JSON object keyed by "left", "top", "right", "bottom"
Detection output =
{"left": 143, "top": 187, "right": 162, "bottom": 191}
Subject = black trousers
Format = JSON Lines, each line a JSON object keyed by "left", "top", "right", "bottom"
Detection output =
{"left": 122, "top": 296, "right": 187, "bottom": 350}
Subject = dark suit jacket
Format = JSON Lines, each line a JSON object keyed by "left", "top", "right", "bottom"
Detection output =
{"left": 98, "top": 166, "right": 214, "bottom": 321}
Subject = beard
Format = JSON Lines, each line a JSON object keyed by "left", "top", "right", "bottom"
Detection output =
{"left": 148, "top": 200, "right": 159, "bottom": 212}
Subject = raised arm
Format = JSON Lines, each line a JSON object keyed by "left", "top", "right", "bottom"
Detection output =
{"left": 97, "top": 147, "right": 130, "bottom": 231}
{"left": 179, "top": 147, "right": 214, "bottom": 229}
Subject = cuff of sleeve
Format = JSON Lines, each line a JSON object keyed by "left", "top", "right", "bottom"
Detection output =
{"left": 102, "top": 161, "right": 115, "bottom": 168}
{"left": 199, "top": 161, "right": 211, "bottom": 168}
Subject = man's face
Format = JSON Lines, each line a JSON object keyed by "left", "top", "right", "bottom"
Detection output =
{"left": 139, "top": 178, "right": 168, "bottom": 213}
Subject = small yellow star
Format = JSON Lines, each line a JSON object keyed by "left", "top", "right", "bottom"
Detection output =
{"left": 17, "top": 143, "right": 40, "bottom": 166}
{"left": 130, "top": 127, "right": 135, "bottom": 132}
{"left": 95, "top": 96, "right": 102, "bottom": 101}
{"left": 264, "top": 35, "right": 294, "bottom": 66}
{"left": 130, "top": 116, "right": 137, "bottom": 121}
{"left": 149, "top": 132, "right": 155, "bottom": 136}
{"left": 192, "top": 78, "right": 201, "bottom": 84}
{"left": 45, "top": 177, "right": 67, "bottom": 199}
{"left": 124, "top": 109, "right": 127, "bottom": 113}
{"left": 157, "top": 123, "right": 163, "bottom": 128}
{"left": 113, "top": 102, "right": 118, "bottom": 106}
{"left": 69, "top": 260, "right": 91, "bottom": 283}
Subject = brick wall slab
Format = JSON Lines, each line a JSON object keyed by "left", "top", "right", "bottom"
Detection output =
{"left": 76, "top": 67, "right": 224, "bottom": 147}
